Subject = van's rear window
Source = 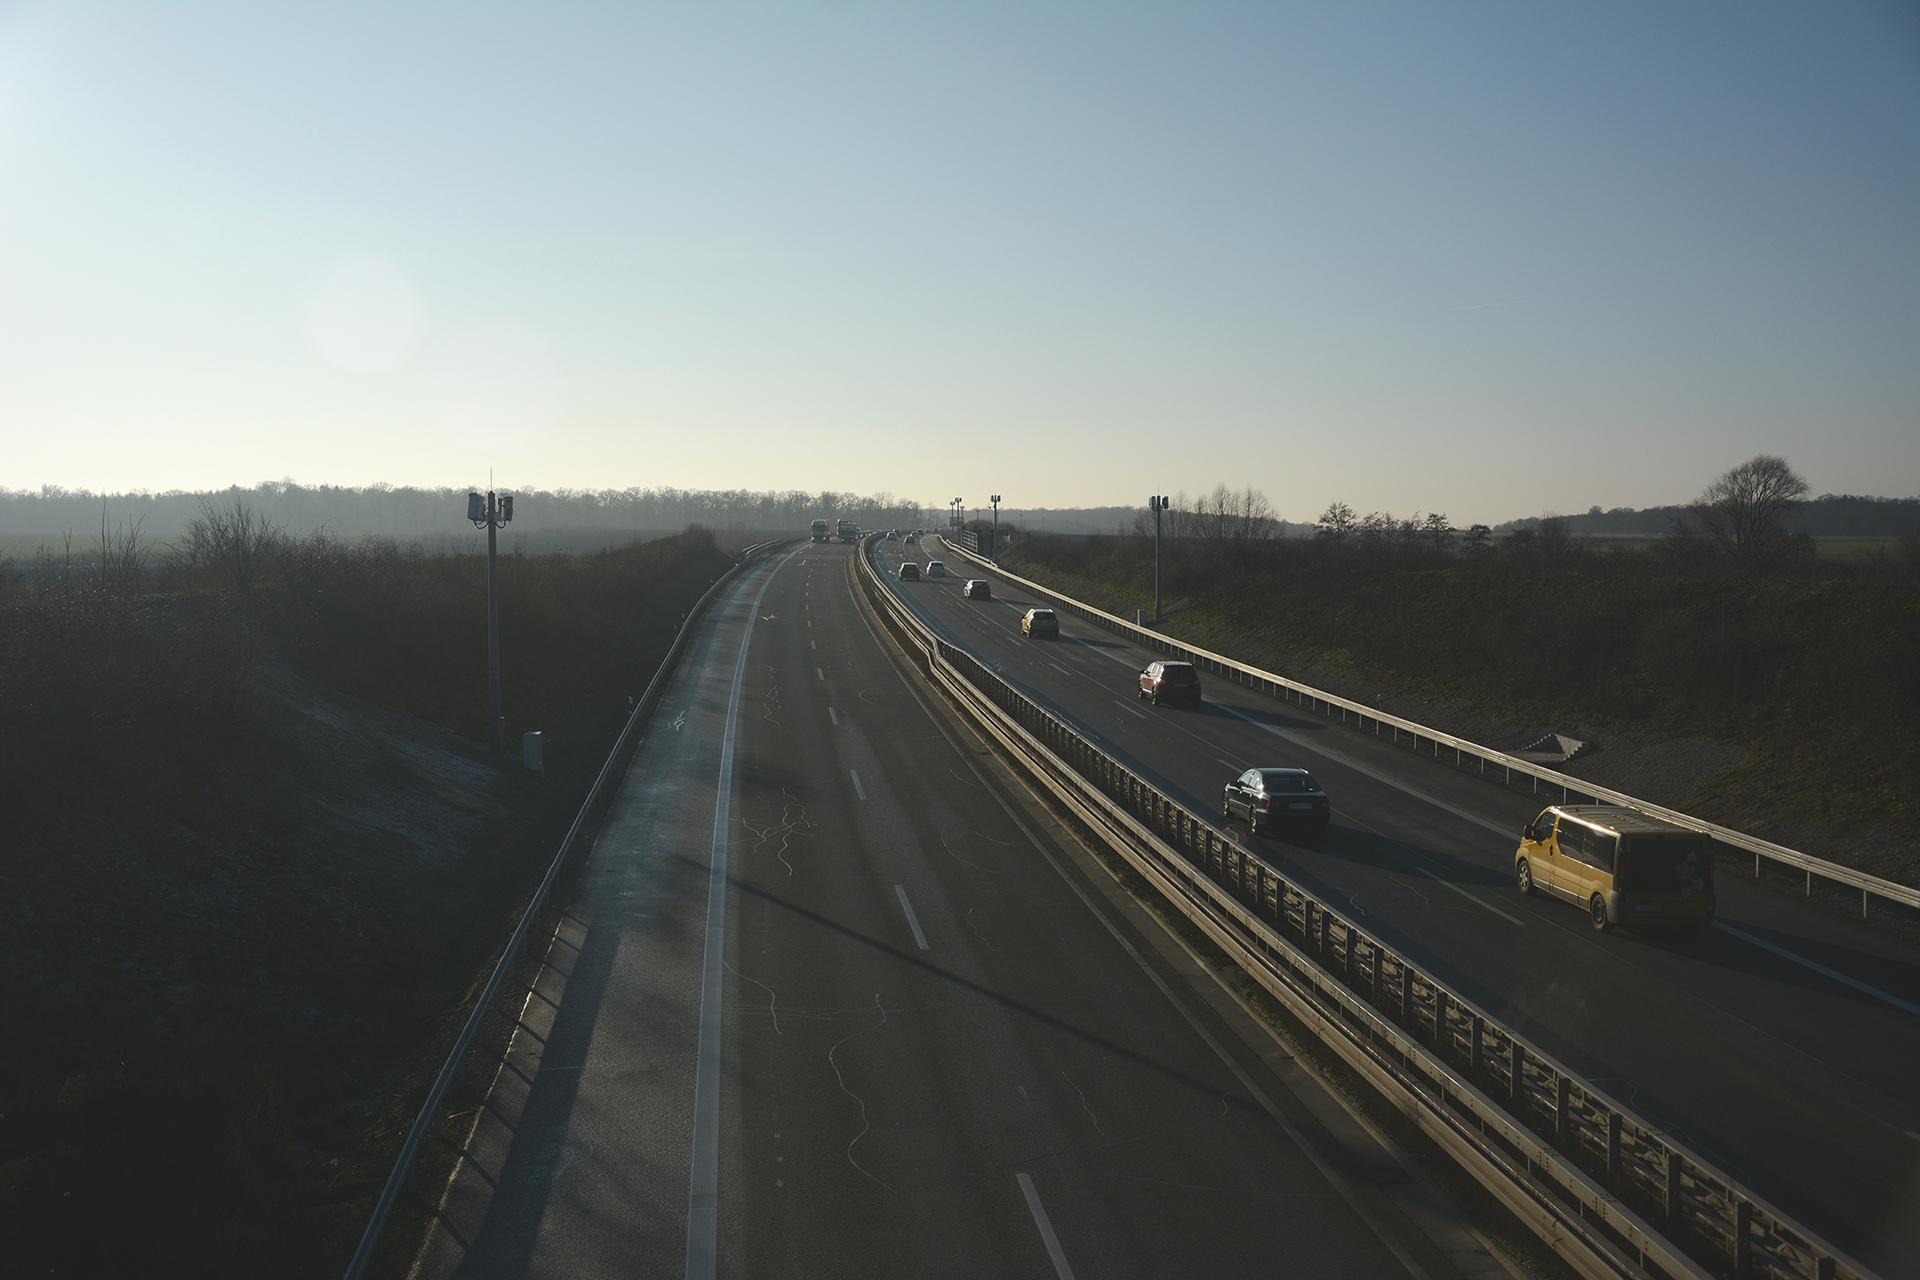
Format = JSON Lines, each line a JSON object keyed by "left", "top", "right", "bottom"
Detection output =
{"left": 1617, "top": 838, "right": 1709, "bottom": 892}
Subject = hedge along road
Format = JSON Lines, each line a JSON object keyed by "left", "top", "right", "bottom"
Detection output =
{"left": 408, "top": 540, "right": 1464, "bottom": 1280}
{"left": 870, "top": 537, "right": 1920, "bottom": 1279}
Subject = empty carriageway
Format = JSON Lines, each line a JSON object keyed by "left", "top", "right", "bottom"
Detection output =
{"left": 410, "top": 540, "right": 1491, "bottom": 1280}
{"left": 869, "top": 535, "right": 1920, "bottom": 1278}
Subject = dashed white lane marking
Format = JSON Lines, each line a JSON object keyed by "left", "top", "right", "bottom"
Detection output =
{"left": 978, "top": 596, "right": 1920, "bottom": 1027}
{"left": 1120, "top": 704, "right": 1148, "bottom": 719}
{"left": 1215, "top": 756, "right": 1238, "bottom": 770}
{"left": 1414, "top": 866, "right": 1526, "bottom": 927}
{"left": 894, "top": 884, "right": 929, "bottom": 951}
{"left": 1016, "top": 1172, "right": 1077, "bottom": 1280}
{"left": 850, "top": 768, "right": 866, "bottom": 801}
{"left": 851, "top": 579, "right": 1435, "bottom": 1280}
{"left": 1713, "top": 922, "right": 1920, "bottom": 1019}
{"left": 810, "top": 639, "right": 817, "bottom": 650}
{"left": 828, "top": 706, "right": 839, "bottom": 727}
{"left": 815, "top": 666, "right": 824, "bottom": 681}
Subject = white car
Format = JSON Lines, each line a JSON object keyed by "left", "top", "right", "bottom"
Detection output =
{"left": 926, "top": 561, "right": 947, "bottom": 578}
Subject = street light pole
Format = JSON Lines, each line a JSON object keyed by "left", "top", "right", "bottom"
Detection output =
{"left": 468, "top": 488, "right": 515, "bottom": 755}
{"left": 989, "top": 493, "right": 1001, "bottom": 561}
{"left": 1149, "top": 494, "right": 1169, "bottom": 622}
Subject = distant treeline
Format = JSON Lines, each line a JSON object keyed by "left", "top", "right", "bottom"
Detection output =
{"left": 0, "top": 481, "right": 932, "bottom": 540}
{"left": 1501, "top": 494, "right": 1920, "bottom": 537}
{"left": 6, "top": 481, "right": 1914, "bottom": 544}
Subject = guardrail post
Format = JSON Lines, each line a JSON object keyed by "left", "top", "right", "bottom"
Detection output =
{"left": 1733, "top": 1199, "right": 1752, "bottom": 1277}
{"left": 1432, "top": 988, "right": 1448, "bottom": 1055}
{"left": 1664, "top": 1149, "right": 1681, "bottom": 1220}
{"left": 1605, "top": 1112, "right": 1623, "bottom": 1184}
{"left": 1554, "top": 1076, "right": 1571, "bottom": 1147}
{"left": 1509, "top": 1041, "right": 1524, "bottom": 1107}
{"left": 1470, "top": 1015, "right": 1484, "bottom": 1081}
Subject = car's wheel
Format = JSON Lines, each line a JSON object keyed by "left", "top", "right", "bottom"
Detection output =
{"left": 1589, "top": 894, "right": 1612, "bottom": 932}
{"left": 1517, "top": 860, "right": 1534, "bottom": 896}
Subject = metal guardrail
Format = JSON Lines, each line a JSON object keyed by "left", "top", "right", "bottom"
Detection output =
{"left": 857, "top": 536, "right": 1874, "bottom": 1280}
{"left": 343, "top": 537, "right": 792, "bottom": 1280}
{"left": 934, "top": 538, "right": 1920, "bottom": 921}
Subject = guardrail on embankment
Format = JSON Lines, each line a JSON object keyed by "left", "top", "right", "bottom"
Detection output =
{"left": 857, "top": 537, "right": 1873, "bottom": 1280}
{"left": 342, "top": 537, "right": 793, "bottom": 1280}
{"left": 935, "top": 538, "right": 1918, "bottom": 923}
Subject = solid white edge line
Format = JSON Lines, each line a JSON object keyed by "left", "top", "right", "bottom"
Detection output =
{"left": 1015, "top": 1172, "right": 1077, "bottom": 1280}
{"left": 1713, "top": 921, "right": 1920, "bottom": 1019}
{"left": 894, "top": 884, "right": 929, "bottom": 951}
{"left": 850, "top": 768, "right": 866, "bottom": 801}
{"left": 685, "top": 549, "right": 794, "bottom": 1280}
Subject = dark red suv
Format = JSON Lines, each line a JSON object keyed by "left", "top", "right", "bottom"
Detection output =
{"left": 1138, "top": 660, "right": 1202, "bottom": 707}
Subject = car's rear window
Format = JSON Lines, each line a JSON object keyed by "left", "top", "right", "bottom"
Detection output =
{"left": 1260, "top": 771, "right": 1321, "bottom": 793}
{"left": 1031, "top": 609, "right": 1055, "bottom": 620}
{"left": 1161, "top": 664, "right": 1198, "bottom": 683}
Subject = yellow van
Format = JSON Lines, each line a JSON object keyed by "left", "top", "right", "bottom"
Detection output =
{"left": 1515, "top": 805, "right": 1714, "bottom": 933}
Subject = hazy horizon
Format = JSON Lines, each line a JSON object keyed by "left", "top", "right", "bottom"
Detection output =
{"left": 4, "top": 2, "right": 1915, "bottom": 526}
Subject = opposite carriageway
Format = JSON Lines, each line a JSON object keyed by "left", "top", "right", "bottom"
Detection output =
{"left": 865, "top": 534, "right": 1920, "bottom": 1279}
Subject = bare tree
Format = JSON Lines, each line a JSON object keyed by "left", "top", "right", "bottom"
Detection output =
{"left": 1422, "top": 511, "right": 1453, "bottom": 552}
{"left": 1358, "top": 511, "right": 1395, "bottom": 544}
{"left": 1463, "top": 523, "right": 1492, "bottom": 556}
{"left": 1315, "top": 501, "right": 1356, "bottom": 542}
{"left": 1693, "top": 454, "right": 1809, "bottom": 567}
{"left": 1536, "top": 515, "right": 1576, "bottom": 563}
{"left": 1234, "top": 486, "right": 1276, "bottom": 539}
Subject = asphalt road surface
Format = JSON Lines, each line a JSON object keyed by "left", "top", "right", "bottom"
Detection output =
{"left": 867, "top": 536, "right": 1920, "bottom": 1278}
{"left": 411, "top": 541, "right": 1493, "bottom": 1279}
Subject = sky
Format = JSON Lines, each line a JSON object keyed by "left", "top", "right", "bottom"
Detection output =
{"left": 2, "top": 1, "right": 1916, "bottom": 526}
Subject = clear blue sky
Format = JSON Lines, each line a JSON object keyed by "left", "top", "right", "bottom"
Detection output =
{"left": 3, "top": 1, "right": 1915, "bottom": 525}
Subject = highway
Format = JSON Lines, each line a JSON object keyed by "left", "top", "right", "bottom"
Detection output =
{"left": 409, "top": 541, "right": 1493, "bottom": 1279}
{"left": 866, "top": 535, "right": 1920, "bottom": 1278}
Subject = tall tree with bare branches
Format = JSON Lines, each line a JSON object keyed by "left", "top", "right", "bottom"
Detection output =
{"left": 1693, "top": 455, "right": 1809, "bottom": 567}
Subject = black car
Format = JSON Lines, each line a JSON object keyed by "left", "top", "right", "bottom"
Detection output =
{"left": 1223, "top": 768, "right": 1330, "bottom": 839}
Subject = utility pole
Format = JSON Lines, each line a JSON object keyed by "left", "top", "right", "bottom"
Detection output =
{"left": 989, "top": 493, "right": 1001, "bottom": 561}
{"left": 1149, "top": 494, "right": 1169, "bottom": 622}
{"left": 468, "top": 488, "right": 515, "bottom": 755}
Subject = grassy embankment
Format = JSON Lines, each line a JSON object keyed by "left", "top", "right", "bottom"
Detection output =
{"left": 998, "top": 533, "right": 1920, "bottom": 879}
{"left": 0, "top": 519, "right": 737, "bottom": 1276}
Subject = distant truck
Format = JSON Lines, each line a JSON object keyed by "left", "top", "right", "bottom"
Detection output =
{"left": 837, "top": 520, "right": 859, "bottom": 543}
{"left": 810, "top": 518, "right": 830, "bottom": 543}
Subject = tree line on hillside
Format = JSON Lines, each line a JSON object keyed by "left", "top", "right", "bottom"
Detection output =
{"left": 1500, "top": 492, "right": 1920, "bottom": 537}
{"left": 1041, "top": 457, "right": 1920, "bottom": 579}
{"left": 0, "top": 481, "right": 932, "bottom": 541}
